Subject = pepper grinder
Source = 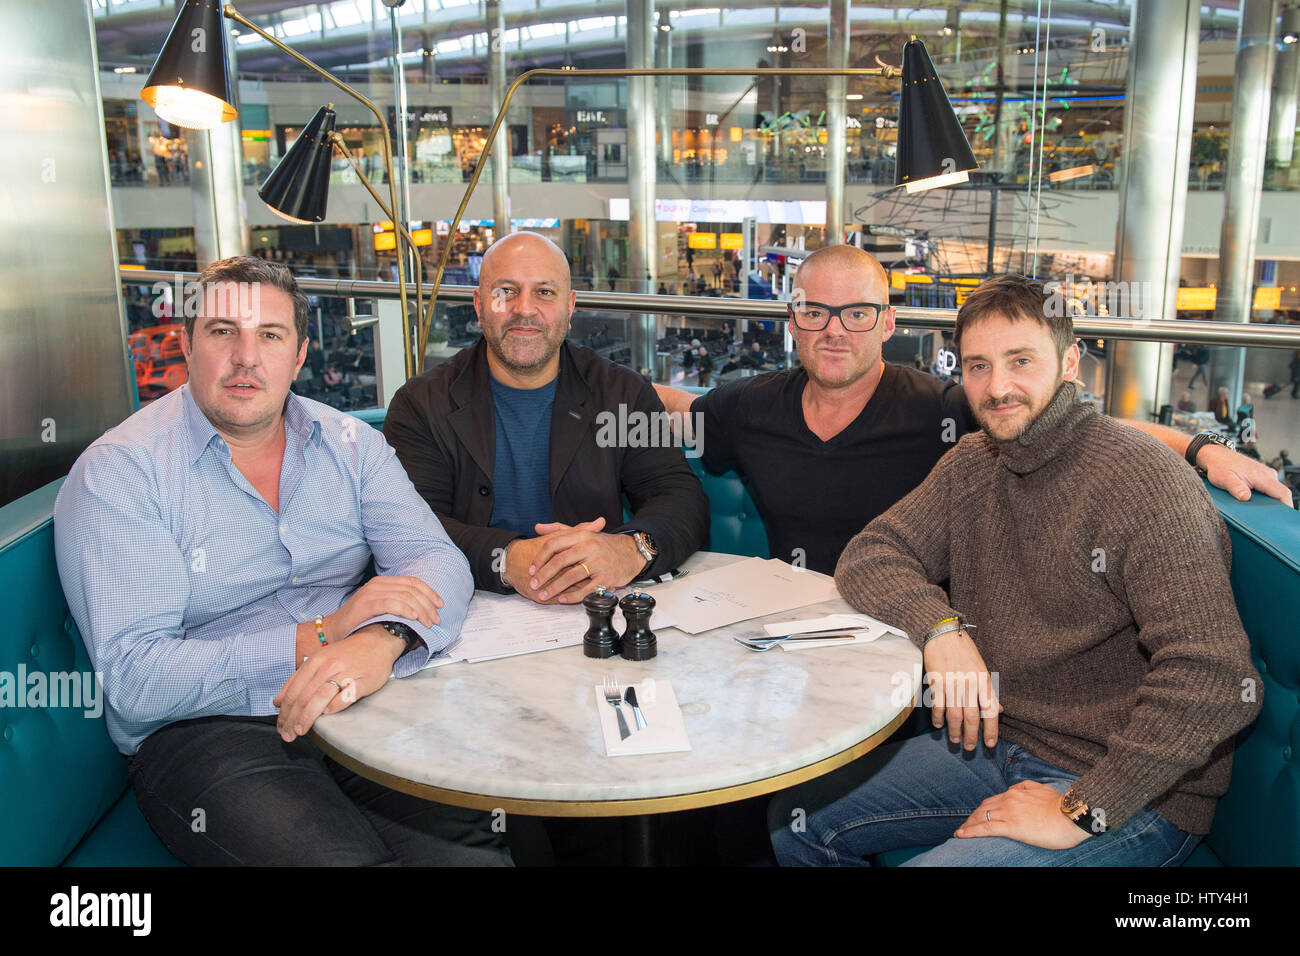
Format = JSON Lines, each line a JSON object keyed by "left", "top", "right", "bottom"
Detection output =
{"left": 619, "top": 589, "right": 657, "bottom": 661}
{"left": 582, "top": 586, "right": 621, "bottom": 658}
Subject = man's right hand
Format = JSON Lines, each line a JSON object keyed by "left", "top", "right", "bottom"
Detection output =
{"left": 328, "top": 575, "right": 443, "bottom": 642}
{"left": 922, "top": 629, "right": 1001, "bottom": 751}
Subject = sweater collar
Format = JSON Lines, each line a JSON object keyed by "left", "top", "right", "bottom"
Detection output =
{"left": 992, "top": 380, "right": 1095, "bottom": 475}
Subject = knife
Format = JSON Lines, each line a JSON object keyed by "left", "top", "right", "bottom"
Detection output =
{"left": 624, "top": 686, "right": 648, "bottom": 730}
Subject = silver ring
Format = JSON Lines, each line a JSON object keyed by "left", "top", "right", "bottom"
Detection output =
{"left": 985, "top": 810, "right": 991, "bottom": 822}
{"left": 326, "top": 679, "right": 343, "bottom": 693}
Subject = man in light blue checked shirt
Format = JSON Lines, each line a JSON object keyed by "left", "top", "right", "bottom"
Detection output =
{"left": 54, "top": 256, "right": 510, "bottom": 866}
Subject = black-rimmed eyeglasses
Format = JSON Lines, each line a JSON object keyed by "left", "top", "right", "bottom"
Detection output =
{"left": 788, "top": 301, "right": 888, "bottom": 332}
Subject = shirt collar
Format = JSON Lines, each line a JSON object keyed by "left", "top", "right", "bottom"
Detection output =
{"left": 181, "top": 384, "right": 323, "bottom": 465}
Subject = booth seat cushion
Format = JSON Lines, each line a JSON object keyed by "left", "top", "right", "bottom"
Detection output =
{"left": 63, "top": 789, "right": 184, "bottom": 867}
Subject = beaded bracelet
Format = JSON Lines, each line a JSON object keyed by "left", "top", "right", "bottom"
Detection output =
{"left": 314, "top": 615, "right": 328, "bottom": 646}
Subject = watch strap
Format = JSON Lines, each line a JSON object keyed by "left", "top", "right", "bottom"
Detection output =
{"left": 380, "top": 621, "right": 422, "bottom": 653}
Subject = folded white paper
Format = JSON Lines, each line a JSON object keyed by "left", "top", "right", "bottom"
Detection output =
{"left": 759, "top": 613, "right": 908, "bottom": 651}
{"left": 595, "top": 679, "right": 691, "bottom": 756}
{"left": 650, "top": 557, "right": 840, "bottom": 634}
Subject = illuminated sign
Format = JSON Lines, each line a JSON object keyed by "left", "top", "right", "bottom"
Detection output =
{"left": 411, "top": 228, "right": 433, "bottom": 246}
{"left": 609, "top": 198, "right": 826, "bottom": 224}
{"left": 373, "top": 232, "right": 397, "bottom": 251}
{"left": 688, "top": 232, "right": 718, "bottom": 249}
{"left": 720, "top": 233, "right": 744, "bottom": 250}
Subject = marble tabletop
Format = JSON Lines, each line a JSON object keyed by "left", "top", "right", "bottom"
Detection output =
{"left": 311, "top": 551, "right": 921, "bottom": 815}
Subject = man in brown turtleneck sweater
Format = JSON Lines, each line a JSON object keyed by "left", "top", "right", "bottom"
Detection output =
{"left": 769, "top": 275, "right": 1263, "bottom": 866}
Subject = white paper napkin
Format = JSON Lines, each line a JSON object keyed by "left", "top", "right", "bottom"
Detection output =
{"left": 594, "top": 679, "right": 691, "bottom": 756}
{"left": 759, "top": 613, "right": 907, "bottom": 650}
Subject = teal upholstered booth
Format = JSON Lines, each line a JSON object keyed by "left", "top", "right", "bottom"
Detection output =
{"left": 3, "top": 402, "right": 1295, "bottom": 866}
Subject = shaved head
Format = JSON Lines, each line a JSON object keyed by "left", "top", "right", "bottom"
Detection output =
{"left": 480, "top": 231, "right": 572, "bottom": 292}
{"left": 793, "top": 244, "right": 889, "bottom": 297}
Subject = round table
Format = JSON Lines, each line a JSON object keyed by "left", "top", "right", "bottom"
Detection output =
{"left": 312, "top": 551, "right": 921, "bottom": 818}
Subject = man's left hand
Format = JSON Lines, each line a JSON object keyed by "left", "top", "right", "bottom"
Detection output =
{"left": 528, "top": 518, "right": 646, "bottom": 602}
{"left": 1198, "top": 443, "right": 1294, "bottom": 507}
{"left": 273, "top": 624, "right": 406, "bottom": 742}
{"left": 954, "top": 781, "right": 1091, "bottom": 850}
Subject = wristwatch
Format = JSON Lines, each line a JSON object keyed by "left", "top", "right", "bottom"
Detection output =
{"left": 1059, "top": 787, "right": 1105, "bottom": 835}
{"left": 380, "top": 621, "right": 422, "bottom": 654}
{"left": 1185, "top": 431, "right": 1235, "bottom": 475}
{"left": 627, "top": 530, "right": 658, "bottom": 572}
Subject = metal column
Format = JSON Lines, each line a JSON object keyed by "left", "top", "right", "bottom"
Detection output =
{"left": 189, "top": 26, "right": 248, "bottom": 265}
{"left": 1108, "top": 0, "right": 1199, "bottom": 420}
{"left": 655, "top": 10, "right": 673, "bottom": 169}
{"left": 1212, "top": 0, "right": 1279, "bottom": 407}
{"left": 826, "top": 0, "right": 849, "bottom": 245}
{"left": 388, "top": 3, "right": 412, "bottom": 228}
{"left": 487, "top": 0, "right": 510, "bottom": 237}
{"left": 626, "top": 0, "right": 658, "bottom": 374}
{"left": 1268, "top": 5, "right": 1299, "bottom": 169}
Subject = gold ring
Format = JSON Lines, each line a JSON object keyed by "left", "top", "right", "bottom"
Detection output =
{"left": 580, "top": 562, "right": 591, "bottom": 578}
{"left": 326, "top": 679, "right": 343, "bottom": 694}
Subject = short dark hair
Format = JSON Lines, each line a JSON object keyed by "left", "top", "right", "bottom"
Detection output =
{"left": 188, "top": 256, "right": 309, "bottom": 346}
{"left": 953, "top": 274, "right": 1075, "bottom": 360}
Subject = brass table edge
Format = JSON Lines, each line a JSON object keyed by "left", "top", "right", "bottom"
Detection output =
{"left": 310, "top": 704, "right": 912, "bottom": 817}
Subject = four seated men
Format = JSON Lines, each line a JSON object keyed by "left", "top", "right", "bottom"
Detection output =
{"left": 52, "top": 241, "right": 1285, "bottom": 867}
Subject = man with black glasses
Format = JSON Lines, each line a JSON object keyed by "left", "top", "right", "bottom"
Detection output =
{"left": 655, "top": 245, "right": 1292, "bottom": 575}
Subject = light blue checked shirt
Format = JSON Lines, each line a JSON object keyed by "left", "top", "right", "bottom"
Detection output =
{"left": 54, "top": 385, "right": 472, "bottom": 755}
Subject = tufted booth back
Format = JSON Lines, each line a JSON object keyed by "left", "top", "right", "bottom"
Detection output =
{"left": 1201, "top": 487, "right": 1300, "bottom": 866}
{"left": 0, "top": 480, "right": 127, "bottom": 864}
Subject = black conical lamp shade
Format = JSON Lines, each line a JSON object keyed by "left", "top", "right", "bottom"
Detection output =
{"left": 259, "top": 106, "right": 337, "bottom": 224}
{"left": 895, "top": 39, "right": 978, "bottom": 192}
{"left": 141, "top": 0, "right": 238, "bottom": 130}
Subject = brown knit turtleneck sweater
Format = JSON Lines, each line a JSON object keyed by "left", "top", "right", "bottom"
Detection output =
{"left": 834, "top": 381, "right": 1262, "bottom": 835}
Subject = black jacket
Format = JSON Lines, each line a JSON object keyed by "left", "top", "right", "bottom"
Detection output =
{"left": 384, "top": 339, "right": 709, "bottom": 591}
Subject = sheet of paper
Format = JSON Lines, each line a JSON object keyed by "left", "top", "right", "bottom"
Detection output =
{"left": 649, "top": 557, "right": 840, "bottom": 634}
{"left": 421, "top": 589, "right": 679, "bottom": 669}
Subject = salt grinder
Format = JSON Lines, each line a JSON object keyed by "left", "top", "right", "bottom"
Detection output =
{"left": 619, "top": 589, "right": 657, "bottom": 661}
{"left": 582, "top": 586, "right": 621, "bottom": 658}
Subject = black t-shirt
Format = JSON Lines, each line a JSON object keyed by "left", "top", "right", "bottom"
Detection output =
{"left": 693, "top": 364, "right": 977, "bottom": 574}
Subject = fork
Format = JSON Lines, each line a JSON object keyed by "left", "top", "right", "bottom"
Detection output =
{"left": 602, "top": 676, "right": 631, "bottom": 740}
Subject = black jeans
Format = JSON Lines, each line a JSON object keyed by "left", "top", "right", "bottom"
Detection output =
{"left": 129, "top": 716, "right": 512, "bottom": 866}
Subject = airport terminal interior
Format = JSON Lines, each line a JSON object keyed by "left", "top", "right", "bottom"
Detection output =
{"left": 3, "top": 1, "right": 1300, "bottom": 874}
{"left": 72, "top": 0, "right": 1300, "bottom": 507}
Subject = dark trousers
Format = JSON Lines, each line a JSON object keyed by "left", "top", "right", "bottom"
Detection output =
{"left": 129, "top": 716, "right": 512, "bottom": 866}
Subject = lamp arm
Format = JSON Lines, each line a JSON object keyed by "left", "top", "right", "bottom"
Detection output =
{"left": 330, "top": 134, "right": 424, "bottom": 330}
{"left": 416, "top": 65, "right": 902, "bottom": 373}
{"left": 223, "top": 4, "right": 414, "bottom": 378}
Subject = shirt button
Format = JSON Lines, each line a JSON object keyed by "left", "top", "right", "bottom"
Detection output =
{"left": 292, "top": 576, "right": 299, "bottom": 584}
{"left": 280, "top": 524, "right": 288, "bottom": 534}
{"left": 478, "top": 485, "right": 490, "bottom": 497}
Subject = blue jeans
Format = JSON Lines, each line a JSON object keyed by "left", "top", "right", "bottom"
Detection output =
{"left": 769, "top": 729, "right": 1200, "bottom": 866}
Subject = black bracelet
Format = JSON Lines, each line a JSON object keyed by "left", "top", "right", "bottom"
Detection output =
{"left": 381, "top": 621, "right": 422, "bottom": 653}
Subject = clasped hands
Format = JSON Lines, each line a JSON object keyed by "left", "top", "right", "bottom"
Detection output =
{"left": 924, "top": 629, "right": 1089, "bottom": 850}
{"left": 275, "top": 574, "right": 444, "bottom": 743}
{"left": 505, "top": 516, "right": 647, "bottom": 604}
